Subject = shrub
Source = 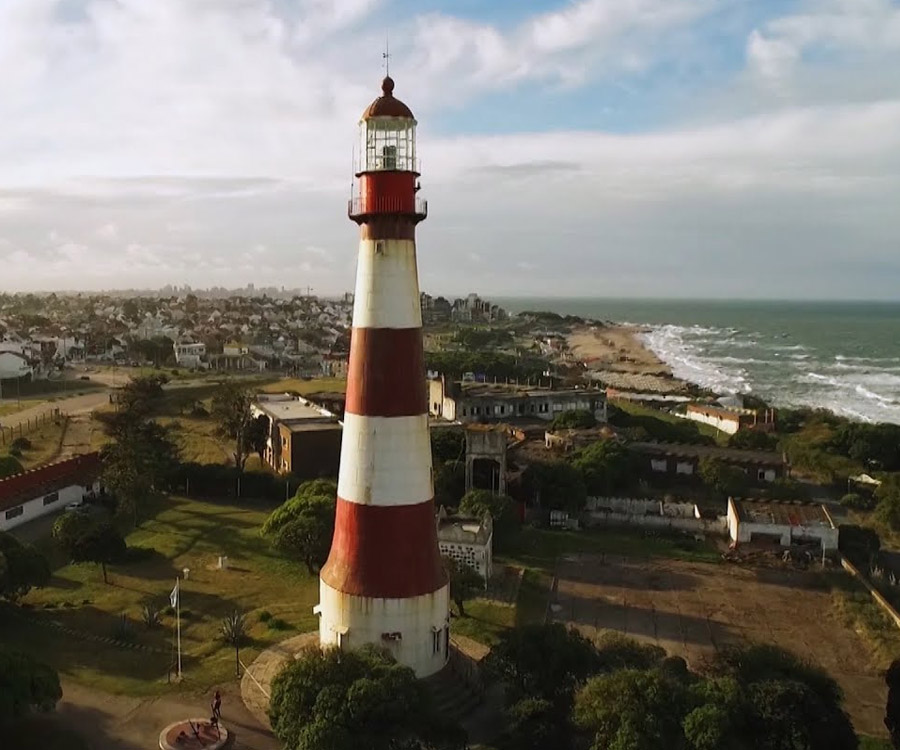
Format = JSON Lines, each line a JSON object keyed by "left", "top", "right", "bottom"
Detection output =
{"left": 268, "top": 617, "right": 291, "bottom": 631}
{"left": 10, "top": 437, "right": 32, "bottom": 452}
{"left": 9, "top": 446, "right": 23, "bottom": 458}
{"left": 141, "top": 601, "right": 163, "bottom": 629}
{"left": 111, "top": 614, "right": 136, "bottom": 643}
{"left": 258, "top": 610, "right": 273, "bottom": 623}
{"left": 841, "top": 492, "right": 876, "bottom": 511}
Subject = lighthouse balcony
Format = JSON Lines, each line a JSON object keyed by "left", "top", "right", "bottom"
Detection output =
{"left": 348, "top": 195, "right": 428, "bottom": 223}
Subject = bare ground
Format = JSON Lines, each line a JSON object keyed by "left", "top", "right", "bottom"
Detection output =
{"left": 549, "top": 554, "right": 887, "bottom": 738}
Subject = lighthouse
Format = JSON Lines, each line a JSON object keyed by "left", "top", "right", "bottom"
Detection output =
{"left": 316, "top": 76, "right": 450, "bottom": 677}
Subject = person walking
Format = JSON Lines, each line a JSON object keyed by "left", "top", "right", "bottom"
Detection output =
{"left": 211, "top": 690, "right": 222, "bottom": 721}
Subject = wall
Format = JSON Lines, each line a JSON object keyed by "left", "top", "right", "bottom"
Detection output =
{"left": 585, "top": 496, "right": 726, "bottom": 535}
{"left": 0, "top": 481, "right": 99, "bottom": 532}
{"left": 685, "top": 407, "right": 740, "bottom": 435}
{"left": 288, "top": 427, "right": 343, "bottom": 479}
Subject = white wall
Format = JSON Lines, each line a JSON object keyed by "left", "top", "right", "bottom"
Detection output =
{"left": 0, "top": 481, "right": 99, "bottom": 532}
{"left": 686, "top": 408, "right": 740, "bottom": 435}
{"left": 317, "top": 581, "right": 450, "bottom": 678}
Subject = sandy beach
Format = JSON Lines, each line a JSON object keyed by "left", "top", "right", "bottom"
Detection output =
{"left": 567, "top": 324, "right": 691, "bottom": 395}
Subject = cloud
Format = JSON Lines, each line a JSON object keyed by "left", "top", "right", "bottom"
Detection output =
{"left": 0, "top": 0, "right": 897, "bottom": 298}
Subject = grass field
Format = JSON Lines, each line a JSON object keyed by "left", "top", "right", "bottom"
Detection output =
{"left": 259, "top": 377, "right": 347, "bottom": 395}
{"left": 0, "top": 397, "right": 49, "bottom": 418}
{"left": 610, "top": 398, "right": 726, "bottom": 444}
{"left": 2, "top": 495, "right": 317, "bottom": 696}
{"left": 16, "top": 419, "right": 69, "bottom": 469}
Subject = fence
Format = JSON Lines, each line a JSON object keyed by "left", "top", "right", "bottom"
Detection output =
{"left": 840, "top": 555, "right": 900, "bottom": 631}
{"left": 0, "top": 409, "right": 65, "bottom": 446}
{"left": 584, "top": 496, "right": 727, "bottom": 535}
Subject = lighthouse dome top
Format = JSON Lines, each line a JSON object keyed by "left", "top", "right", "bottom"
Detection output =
{"left": 361, "top": 77, "right": 415, "bottom": 121}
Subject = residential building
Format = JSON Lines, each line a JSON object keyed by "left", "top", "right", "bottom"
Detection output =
{"left": 685, "top": 403, "right": 776, "bottom": 435}
{"left": 173, "top": 342, "right": 206, "bottom": 368}
{"left": 429, "top": 377, "right": 607, "bottom": 424}
{"left": 0, "top": 453, "right": 102, "bottom": 532}
{"left": 0, "top": 351, "right": 33, "bottom": 380}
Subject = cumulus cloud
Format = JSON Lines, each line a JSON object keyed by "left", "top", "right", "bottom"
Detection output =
{"left": 0, "top": 0, "right": 897, "bottom": 298}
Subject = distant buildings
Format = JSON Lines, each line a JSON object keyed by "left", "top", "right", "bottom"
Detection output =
{"left": 420, "top": 292, "right": 507, "bottom": 325}
{"left": 630, "top": 442, "right": 788, "bottom": 482}
{"left": 429, "top": 377, "right": 607, "bottom": 425}
{"left": 685, "top": 403, "right": 776, "bottom": 435}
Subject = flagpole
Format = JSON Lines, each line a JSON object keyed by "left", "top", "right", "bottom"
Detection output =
{"left": 176, "top": 577, "right": 182, "bottom": 679}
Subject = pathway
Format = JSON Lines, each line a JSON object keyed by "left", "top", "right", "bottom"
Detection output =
{"left": 53, "top": 678, "right": 278, "bottom": 750}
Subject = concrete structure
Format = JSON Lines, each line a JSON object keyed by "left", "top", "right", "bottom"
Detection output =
{"left": 173, "top": 341, "right": 206, "bottom": 368}
{"left": 630, "top": 442, "right": 788, "bottom": 482}
{"left": 436, "top": 508, "right": 493, "bottom": 585}
{"left": 0, "top": 351, "right": 32, "bottom": 380}
{"left": 726, "top": 497, "right": 838, "bottom": 550}
{"left": 316, "top": 77, "right": 450, "bottom": 678}
{"left": 465, "top": 424, "right": 508, "bottom": 495}
{"left": 685, "top": 403, "right": 776, "bottom": 435}
{"left": 251, "top": 395, "right": 342, "bottom": 478}
{"left": 429, "top": 377, "right": 607, "bottom": 424}
{"left": 0, "top": 453, "right": 101, "bottom": 531}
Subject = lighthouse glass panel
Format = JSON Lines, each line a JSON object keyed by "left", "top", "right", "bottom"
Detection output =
{"left": 360, "top": 118, "right": 416, "bottom": 172}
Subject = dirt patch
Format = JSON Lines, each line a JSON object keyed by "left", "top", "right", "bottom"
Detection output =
{"left": 550, "top": 554, "right": 887, "bottom": 738}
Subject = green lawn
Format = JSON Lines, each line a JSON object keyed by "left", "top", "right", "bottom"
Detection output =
{"left": 2, "top": 495, "right": 318, "bottom": 696}
{"left": 610, "top": 398, "right": 726, "bottom": 444}
{"left": 259, "top": 377, "right": 347, "bottom": 395}
{"left": 450, "top": 599, "right": 515, "bottom": 646}
{"left": 0, "top": 397, "right": 48, "bottom": 418}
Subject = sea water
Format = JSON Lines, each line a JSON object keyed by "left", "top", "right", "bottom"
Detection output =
{"left": 496, "top": 299, "right": 900, "bottom": 424}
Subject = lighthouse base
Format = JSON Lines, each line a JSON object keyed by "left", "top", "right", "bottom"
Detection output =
{"left": 317, "top": 580, "right": 450, "bottom": 677}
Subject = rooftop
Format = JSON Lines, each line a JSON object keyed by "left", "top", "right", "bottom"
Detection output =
{"left": 436, "top": 510, "right": 492, "bottom": 545}
{"left": 0, "top": 452, "right": 101, "bottom": 512}
{"left": 255, "top": 398, "right": 331, "bottom": 422}
{"left": 732, "top": 498, "right": 834, "bottom": 529}
{"left": 630, "top": 441, "right": 785, "bottom": 467}
{"left": 457, "top": 382, "right": 604, "bottom": 400}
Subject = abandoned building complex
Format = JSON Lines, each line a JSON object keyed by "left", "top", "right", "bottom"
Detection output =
{"left": 630, "top": 441, "right": 788, "bottom": 482}
{"left": 428, "top": 377, "right": 607, "bottom": 425}
{"left": 727, "top": 497, "right": 839, "bottom": 551}
{"left": 684, "top": 403, "right": 777, "bottom": 435}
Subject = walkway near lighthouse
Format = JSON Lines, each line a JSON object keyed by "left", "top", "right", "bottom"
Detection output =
{"left": 240, "top": 632, "right": 318, "bottom": 728}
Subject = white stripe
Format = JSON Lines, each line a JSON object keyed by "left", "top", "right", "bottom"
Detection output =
{"left": 337, "top": 413, "right": 433, "bottom": 506}
{"left": 352, "top": 239, "right": 422, "bottom": 329}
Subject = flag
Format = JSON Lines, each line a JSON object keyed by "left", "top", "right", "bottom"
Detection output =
{"left": 170, "top": 582, "right": 179, "bottom": 608}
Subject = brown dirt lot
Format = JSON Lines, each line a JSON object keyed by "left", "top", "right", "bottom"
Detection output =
{"left": 550, "top": 554, "right": 887, "bottom": 738}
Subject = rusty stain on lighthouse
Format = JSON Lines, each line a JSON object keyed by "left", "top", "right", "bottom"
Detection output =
{"left": 315, "top": 77, "right": 450, "bottom": 677}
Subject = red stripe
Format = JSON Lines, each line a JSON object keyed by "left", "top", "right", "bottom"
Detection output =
{"left": 345, "top": 327, "right": 427, "bottom": 417}
{"left": 321, "top": 497, "right": 447, "bottom": 598}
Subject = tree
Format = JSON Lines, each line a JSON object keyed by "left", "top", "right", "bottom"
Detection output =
{"left": 221, "top": 610, "right": 248, "bottom": 677}
{"left": 459, "top": 489, "right": 518, "bottom": 538}
{"left": 698, "top": 458, "right": 747, "bottom": 496}
{"left": 521, "top": 461, "right": 587, "bottom": 512}
{"left": 53, "top": 517, "right": 127, "bottom": 584}
{"left": 501, "top": 698, "right": 563, "bottom": 750}
{"left": 247, "top": 414, "right": 269, "bottom": 464}
{"left": 442, "top": 556, "right": 483, "bottom": 617}
{"left": 211, "top": 382, "right": 254, "bottom": 472}
{"left": 0, "top": 648, "right": 62, "bottom": 723}
{"left": 728, "top": 430, "right": 777, "bottom": 451}
{"left": 434, "top": 460, "right": 466, "bottom": 507}
{"left": 485, "top": 623, "right": 601, "bottom": 712}
{"left": 876, "top": 478, "right": 900, "bottom": 531}
{"left": 551, "top": 410, "right": 597, "bottom": 430}
{"left": 431, "top": 429, "right": 465, "bottom": 465}
{"left": 0, "top": 454, "right": 24, "bottom": 479}
{"left": 101, "top": 419, "right": 179, "bottom": 526}
{"left": 0, "top": 533, "right": 50, "bottom": 602}
{"left": 262, "top": 480, "right": 337, "bottom": 574}
{"left": 572, "top": 440, "right": 631, "bottom": 496}
{"left": 268, "top": 645, "right": 464, "bottom": 750}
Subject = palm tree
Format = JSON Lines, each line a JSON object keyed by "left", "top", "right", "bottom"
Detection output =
{"left": 221, "top": 610, "right": 248, "bottom": 677}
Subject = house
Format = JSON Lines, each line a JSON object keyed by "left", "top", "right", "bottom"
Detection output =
{"left": 726, "top": 497, "right": 838, "bottom": 551}
{"left": 0, "top": 453, "right": 102, "bottom": 532}
{"left": 685, "top": 403, "right": 776, "bottom": 435}
{"left": 630, "top": 442, "right": 788, "bottom": 482}
{"left": 173, "top": 341, "right": 206, "bottom": 368}
{"left": 429, "top": 377, "right": 607, "bottom": 425}
{"left": 0, "top": 351, "right": 33, "bottom": 380}
{"left": 251, "top": 395, "right": 342, "bottom": 479}
{"left": 436, "top": 507, "right": 493, "bottom": 585}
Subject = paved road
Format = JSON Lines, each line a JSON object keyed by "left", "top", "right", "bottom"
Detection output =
{"left": 54, "top": 679, "right": 279, "bottom": 750}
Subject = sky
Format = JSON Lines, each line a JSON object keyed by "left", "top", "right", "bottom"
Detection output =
{"left": 0, "top": 0, "right": 899, "bottom": 299}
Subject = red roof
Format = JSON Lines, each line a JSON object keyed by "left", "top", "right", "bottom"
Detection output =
{"left": 361, "top": 77, "right": 415, "bottom": 121}
{"left": 0, "top": 452, "right": 101, "bottom": 512}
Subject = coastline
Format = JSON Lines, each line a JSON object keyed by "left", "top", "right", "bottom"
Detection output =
{"left": 567, "top": 324, "right": 695, "bottom": 396}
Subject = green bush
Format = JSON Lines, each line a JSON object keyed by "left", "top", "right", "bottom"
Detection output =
{"left": 258, "top": 610, "right": 273, "bottom": 623}
{"left": 0, "top": 454, "right": 24, "bottom": 479}
{"left": 9, "top": 437, "right": 32, "bottom": 452}
{"left": 841, "top": 493, "right": 876, "bottom": 511}
{"left": 268, "top": 617, "right": 291, "bottom": 631}
{"left": 111, "top": 614, "right": 136, "bottom": 643}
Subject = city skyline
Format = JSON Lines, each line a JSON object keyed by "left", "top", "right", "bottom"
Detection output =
{"left": 0, "top": 0, "right": 899, "bottom": 299}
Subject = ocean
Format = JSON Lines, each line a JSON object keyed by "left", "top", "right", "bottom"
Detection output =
{"left": 495, "top": 298, "right": 900, "bottom": 425}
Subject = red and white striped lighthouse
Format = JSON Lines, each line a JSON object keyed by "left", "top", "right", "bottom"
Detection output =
{"left": 316, "top": 76, "right": 450, "bottom": 677}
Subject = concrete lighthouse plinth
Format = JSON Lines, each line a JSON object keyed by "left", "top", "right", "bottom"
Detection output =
{"left": 316, "top": 76, "right": 450, "bottom": 678}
